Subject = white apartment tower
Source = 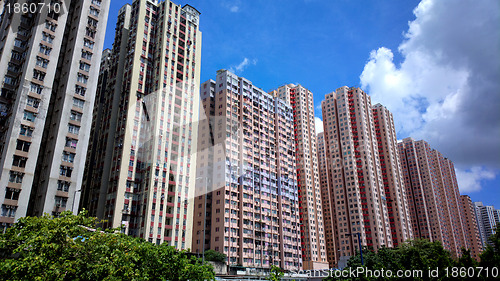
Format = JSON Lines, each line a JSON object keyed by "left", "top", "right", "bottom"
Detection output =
{"left": 0, "top": 0, "right": 109, "bottom": 228}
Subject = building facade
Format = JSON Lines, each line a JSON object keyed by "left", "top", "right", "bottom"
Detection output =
{"left": 269, "top": 84, "right": 328, "bottom": 270}
{"left": 474, "top": 202, "right": 500, "bottom": 248}
{"left": 320, "top": 87, "right": 393, "bottom": 267}
{"left": 398, "top": 138, "right": 467, "bottom": 257}
{"left": 0, "top": 0, "right": 109, "bottom": 228}
{"left": 316, "top": 132, "right": 337, "bottom": 268}
{"left": 372, "top": 104, "right": 413, "bottom": 247}
{"left": 459, "top": 195, "right": 482, "bottom": 260}
{"left": 193, "top": 70, "right": 301, "bottom": 271}
{"left": 80, "top": 0, "right": 202, "bottom": 249}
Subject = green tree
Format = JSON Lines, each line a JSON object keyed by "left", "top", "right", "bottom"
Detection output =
{"left": 204, "top": 249, "right": 227, "bottom": 263}
{"left": 455, "top": 248, "right": 478, "bottom": 268}
{"left": 0, "top": 211, "right": 215, "bottom": 281}
{"left": 267, "top": 265, "right": 284, "bottom": 281}
{"left": 479, "top": 223, "right": 500, "bottom": 280}
{"left": 325, "top": 239, "right": 456, "bottom": 281}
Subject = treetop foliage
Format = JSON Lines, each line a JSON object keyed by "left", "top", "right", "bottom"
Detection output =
{"left": 0, "top": 211, "right": 215, "bottom": 281}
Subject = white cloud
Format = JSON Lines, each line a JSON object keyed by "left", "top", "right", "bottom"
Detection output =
{"left": 315, "top": 103, "right": 322, "bottom": 113}
{"left": 315, "top": 117, "right": 324, "bottom": 134}
{"left": 230, "top": 57, "right": 257, "bottom": 73}
{"left": 360, "top": 0, "right": 500, "bottom": 191}
{"left": 221, "top": 1, "right": 241, "bottom": 13}
{"left": 456, "top": 167, "right": 496, "bottom": 193}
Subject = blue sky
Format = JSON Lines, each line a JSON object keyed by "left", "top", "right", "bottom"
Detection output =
{"left": 103, "top": 0, "right": 500, "bottom": 208}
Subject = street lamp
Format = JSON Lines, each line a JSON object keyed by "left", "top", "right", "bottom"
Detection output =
{"left": 346, "top": 232, "right": 364, "bottom": 266}
{"left": 196, "top": 177, "right": 208, "bottom": 263}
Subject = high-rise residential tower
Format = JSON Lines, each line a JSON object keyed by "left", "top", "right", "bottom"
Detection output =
{"left": 398, "top": 138, "right": 467, "bottom": 257}
{"left": 372, "top": 104, "right": 413, "bottom": 247}
{"left": 320, "top": 87, "right": 393, "bottom": 267}
{"left": 193, "top": 70, "right": 300, "bottom": 271}
{"left": 80, "top": 0, "right": 201, "bottom": 249}
{"left": 0, "top": 0, "right": 109, "bottom": 228}
{"left": 269, "top": 84, "right": 328, "bottom": 270}
{"left": 474, "top": 202, "right": 500, "bottom": 248}
{"left": 317, "top": 132, "right": 337, "bottom": 268}
{"left": 460, "top": 195, "right": 482, "bottom": 260}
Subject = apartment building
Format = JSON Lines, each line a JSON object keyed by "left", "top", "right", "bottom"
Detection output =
{"left": 0, "top": 0, "right": 109, "bottom": 228}
{"left": 80, "top": 0, "right": 201, "bottom": 249}
{"left": 269, "top": 84, "right": 328, "bottom": 270}
{"left": 193, "top": 70, "right": 301, "bottom": 270}
{"left": 372, "top": 104, "right": 413, "bottom": 246}
{"left": 398, "top": 138, "right": 467, "bottom": 257}
{"left": 460, "top": 195, "right": 482, "bottom": 260}
{"left": 317, "top": 132, "right": 337, "bottom": 267}
{"left": 320, "top": 87, "right": 393, "bottom": 267}
{"left": 474, "top": 202, "right": 500, "bottom": 248}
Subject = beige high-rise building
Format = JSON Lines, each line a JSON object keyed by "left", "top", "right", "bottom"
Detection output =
{"left": 0, "top": 0, "right": 109, "bottom": 228}
{"left": 372, "top": 104, "right": 413, "bottom": 246}
{"left": 320, "top": 87, "right": 393, "bottom": 267}
{"left": 269, "top": 84, "right": 328, "bottom": 270}
{"left": 460, "top": 195, "right": 482, "bottom": 261}
{"left": 398, "top": 138, "right": 467, "bottom": 257}
{"left": 317, "top": 132, "right": 337, "bottom": 267}
{"left": 193, "top": 70, "right": 300, "bottom": 270}
{"left": 80, "top": 0, "right": 202, "bottom": 249}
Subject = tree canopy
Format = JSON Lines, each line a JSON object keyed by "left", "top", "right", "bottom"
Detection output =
{"left": 204, "top": 249, "right": 226, "bottom": 263}
{"left": 325, "top": 228, "right": 500, "bottom": 281}
{"left": 0, "top": 211, "right": 215, "bottom": 281}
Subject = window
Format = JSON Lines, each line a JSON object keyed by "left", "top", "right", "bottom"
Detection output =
{"left": 70, "top": 110, "right": 82, "bottom": 122}
{"left": 8, "top": 171, "right": 24, "bottom": 183}
{"left": 1, "top": 205, "right": 17, "bottom": 218}
{"left": 45, "top": 21, "right": 57, "bottom": 31}
{"left": 83, "top": 38, "right": 94, "bottom": 49}
{"left": 57, "top": 180, "right": 70, "bottom": 192}
{"left": 30, "top": 83, "right": 43, "bottom": 94}
{"left": 36, "top": 56, "right": 49, "bottom": 68}
{"left": 81, "top": 50, "right": 93, "bottom": 60}
{"left": 62, "top": 151, "right": 76, "bottom": 163}
{"left": 47, "top": 10, "right": 59, "bottom": 21}
{"left": 11, "top": 51, "right": 23, "bottom": 60}
{"left": 20, "top": 125, "right": 34, "bottom": 137}
{"left": 89, "top": 7, "right": 100, "bottom": 17}
{"left": 77, "top": 73, "right": 88, "bottom": 84}
{"left": 79, "top": 62, "right": 91, "bottom": 72}
{"left": 85, "top": 27, "right": 96, "bottom": 38}
{"left": 7, "top": 63, "right": 20, "bottom": 73}
{"left": 4, "top": 76, "right": 15, "bottom": 85}
{"left": 73, "top": 98, "right": 85, "bottom": 109}
{"left": 23, "top": 111, "right": 36, "bottom": 122}
{"left": 14, "top": 39, "right": 25, "bottom": 48}
{"left": 27, "top": 96, "right": 40, "bottom": 108}
{"left": 91, "top": 0, "right": 101, "bottom": 6}
{"left": 39, "top": 44, "right": 52, "bottom": 55}
{"left": 12, "top": 155, "right": 27, "bottom": 168}
{"left": 16, "top": 140, "right": 31, "bottom": 152}
{"left": 5, "top": 188, "right": 20, "bottom": 200}
{"left": 65, "top": 137, "right": 78, "bottom": 149}
{"left": 33, "top": 70, "right": 46, "bottom": 82}
{"left": 54, "top": 196, "right": 68, "bottom": 208}
{"left": 42, "top": 32, "right": 54, "bottom": 43}
{"left": 87, "top": 17, "right": 98, "bottom": 27}
{"left": 68, "top": 124, "right": 80, "bottom": 135}
{"left": 75, "top": 85, "right": 86, "bottom": 96}
{"left": 59, "top": 166, "right": 73, "bottom": 177}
